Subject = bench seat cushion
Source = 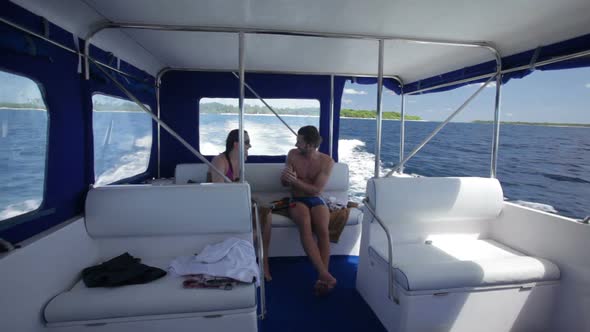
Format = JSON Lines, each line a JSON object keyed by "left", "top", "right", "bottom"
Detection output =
{"left": 271, "top": 207, "right": 362, "bottom": 227}
{"left": 44, "top": 258, "right": 256, "bottom": 323}
{"left": 369, "top": 232, "right": 560, "bottom": 291}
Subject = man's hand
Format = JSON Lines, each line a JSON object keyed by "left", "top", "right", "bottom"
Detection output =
{"left": 281, "top": 166, "right": 297, "bottom": 185}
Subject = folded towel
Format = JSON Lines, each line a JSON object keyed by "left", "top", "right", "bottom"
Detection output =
{"left": 170, "top": 238, "right": 259, "bottom": 284}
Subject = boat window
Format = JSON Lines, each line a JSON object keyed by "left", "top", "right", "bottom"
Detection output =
{"left": 0, "top": 70, "right": 48, "bottom": 223}
{"left": 199, "top": 98, "right": 320, "bottom": 156}
{"left": 92, "top": 94, "right": 152, "bottom": 186}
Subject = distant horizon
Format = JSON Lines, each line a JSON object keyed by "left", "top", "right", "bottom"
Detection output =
{"left": 2, "top": 104, "right": 588, "bottom": 127}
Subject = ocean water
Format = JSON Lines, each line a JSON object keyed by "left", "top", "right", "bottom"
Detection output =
{"left": 1, "top": 111, "right": 588, "bottom": 222}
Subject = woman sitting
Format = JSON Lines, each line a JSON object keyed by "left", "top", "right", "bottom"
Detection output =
{"left": 208, "top": 129, "right": 273, "bottom": 281}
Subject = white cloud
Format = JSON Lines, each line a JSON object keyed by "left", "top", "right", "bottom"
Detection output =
{"left": 506, "top": 113, "right": 513, "bottom": 117}
{"left": 343, "top": 88, "right": 367, "bottom": 95}
{"left": 200, "top": 97, "right": 319, "bottom": 109}
{"left": 343, "top": 99, "right": 353, "bottom": 104}
{"left": 585, "top": 83, "right": 590, "bottom": 88}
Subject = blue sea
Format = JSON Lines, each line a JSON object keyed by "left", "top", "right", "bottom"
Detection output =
{"left": 1, "top": 110, "right": 588, "bottom": 221}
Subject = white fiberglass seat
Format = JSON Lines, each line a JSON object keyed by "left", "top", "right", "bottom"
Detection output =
{"left": 356, "top": 176, "right": 560, "bottom": 332}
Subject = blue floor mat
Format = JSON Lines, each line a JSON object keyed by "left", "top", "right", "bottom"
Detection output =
{"left": 258, "top": 256, "right": 386, "bottom": 332}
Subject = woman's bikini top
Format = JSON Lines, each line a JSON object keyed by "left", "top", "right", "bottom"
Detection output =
{"left": 223, "top": 152, "right": 239, "bottom": 182}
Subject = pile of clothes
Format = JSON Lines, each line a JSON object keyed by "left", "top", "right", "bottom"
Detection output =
{"left": 170, "top": 238, "right": 259, "bottom": 290}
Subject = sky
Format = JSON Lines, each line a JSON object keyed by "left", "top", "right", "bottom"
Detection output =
{"left": 2, "top": 67, "right": 588, "bottom": 123}
{"left": 342, "top": 66, "right": 590, "bottom": 124}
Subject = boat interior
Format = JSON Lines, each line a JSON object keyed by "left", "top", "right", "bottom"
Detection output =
{"left": 1, "top": 1, "right": 589, "bottom": 331}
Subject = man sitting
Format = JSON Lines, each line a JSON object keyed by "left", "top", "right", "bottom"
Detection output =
{"left": 281, "top": 125, "right": 336, "bottom": 295}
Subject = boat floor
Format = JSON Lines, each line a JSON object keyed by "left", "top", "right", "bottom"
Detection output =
{"left": 259, "top": 256, "right": 385, "bottom": 332}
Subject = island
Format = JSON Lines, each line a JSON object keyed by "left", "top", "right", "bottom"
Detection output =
{"left": 200, "top": 102, "right": 422, "bottom": 120}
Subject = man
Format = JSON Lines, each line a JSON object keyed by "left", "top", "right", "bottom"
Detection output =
{"left": 281, "top": 125, "right": 336, "bottom": 294}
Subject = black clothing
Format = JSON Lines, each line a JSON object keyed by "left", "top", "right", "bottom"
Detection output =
{"left": 82, "top": 252, "right": 166, "bottom": 288}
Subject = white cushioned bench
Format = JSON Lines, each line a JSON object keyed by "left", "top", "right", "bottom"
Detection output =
{"left": 44, "top": 184, "right": 258, "bottom": 332}
{"left": 356, "top": 176, "right": 561, "bottom": 332}
{"left": 175, "top": 163, "right": 362, "bottom": 256}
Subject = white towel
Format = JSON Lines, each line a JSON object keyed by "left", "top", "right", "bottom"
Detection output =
{"left": 169, "top": 238, "right": 259, "bottom": 284}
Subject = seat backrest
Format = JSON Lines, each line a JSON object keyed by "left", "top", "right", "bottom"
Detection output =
{"left": 174, "top": 162, "right": 349, "bottom": 200}
{"left": 366, "top": 177, "right": 503, "bottom": 243}
{"left": 175, "top": 163, "right": 209, "bottom": 184}
{"left": 85, "top": 183, "right": 252, "bottom": 238}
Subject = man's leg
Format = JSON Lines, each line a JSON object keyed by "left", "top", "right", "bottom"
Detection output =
{"left": 289, "top": 202, "right": 333, "bottom": 282}
{"left": 310, "top": 204, "right": 331, "bottom": 269}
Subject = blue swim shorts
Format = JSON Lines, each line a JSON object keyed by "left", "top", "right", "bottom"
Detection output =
{"left": 290, "top": 196, "right": 327, "bottom": 209}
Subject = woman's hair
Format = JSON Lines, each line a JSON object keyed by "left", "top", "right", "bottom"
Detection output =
{"left": 224, "top": 129, "right": 249, "bottom": 154}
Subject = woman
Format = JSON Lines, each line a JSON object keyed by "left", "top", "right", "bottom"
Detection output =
{"left": 208, "top": 129, "right": 273, "bottom": 281}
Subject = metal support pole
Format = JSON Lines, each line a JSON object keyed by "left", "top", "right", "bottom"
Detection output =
{"left": 399, "top": 89, "right": 406, "bottom": 174}
{"left": 363, "top": 198, "right": 399, "bottom": 304}
{"left": 491, "top": 73, "right": 503, "bottom": 178}
{"left": 329, "top": 75, "right": 335, "bottom": 158}
{"left": 156, "top": 77, "right": 161, "bottom": 178}
{"left": 88, "top": 57, "right": 231, "bottom": 182}
{"left": 238, "top": 32, "right": 246, "bottom": 183}
{"left": 385, "top": 74, "right": 497, "bottom": 177}
{"left": 252, "top": 202, "right": 267, "bottom": 319}
{"left": 231, "top": 72, "right": 297, "bottom": 136}
{"left": 375, "top": 40, "right": 384, "bottom": 178}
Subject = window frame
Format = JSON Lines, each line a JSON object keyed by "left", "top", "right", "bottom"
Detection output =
{"left": 0, "top": 68, "right": 51, "bottom": 230}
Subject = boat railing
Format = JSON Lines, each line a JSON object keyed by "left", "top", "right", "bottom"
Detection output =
{"left": 362, "top": 198, "right": 400, "bottom": 305}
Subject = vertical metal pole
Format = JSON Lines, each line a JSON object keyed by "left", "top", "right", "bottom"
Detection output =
{"left": 329, "top": 75, "right": 335, "bottom": 158}
{"left": 156, "top": 78, "right": 161, "bottom": 178}
{"left": 491, "top": 74, "right": 503, "bottom": 178}
{"left": 399, "top": 89, "right": 406, "bottom": 174}
{"left": 375, "top": 40, "right": 384, "bottom": 178}
{"left": 238, "top": 32, "right": 246, "bottom": 183}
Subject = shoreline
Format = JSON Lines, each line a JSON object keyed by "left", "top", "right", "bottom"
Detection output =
{"left": 472, "top": 121, "right": 590, "bottom": 128}
{"left": 0, "top": 107, "right": 46, "bottom": 111}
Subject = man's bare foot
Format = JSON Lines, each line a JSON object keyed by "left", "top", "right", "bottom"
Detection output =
{"left": 264, "top": 259, "right": 272, "bottom": 282}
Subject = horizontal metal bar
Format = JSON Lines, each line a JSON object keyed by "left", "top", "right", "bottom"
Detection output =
{"left": 158, "top": 67, "right": 404, "bottom": 85}
{"left": 102, "top": 22, "right": 492, "bottom": 48}
{"left": 409, "top": 49, "right": 590, "bottom": 95}
{"left": 92, "top": 22, "right": 500, "bottom": 84}
{"left": 362, "top": 198, "right": 399, "bottom": 304}
{"left": 0, "top": 17, "right": 147, "bottom": 82}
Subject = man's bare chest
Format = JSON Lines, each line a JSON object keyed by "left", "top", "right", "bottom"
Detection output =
{"left": 293, "top": 159, "right": 321, "bottom": 180}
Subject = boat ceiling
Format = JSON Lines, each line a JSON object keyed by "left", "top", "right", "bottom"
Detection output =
{"left": 10, "top": 0, "right": 590, "bottom": 84}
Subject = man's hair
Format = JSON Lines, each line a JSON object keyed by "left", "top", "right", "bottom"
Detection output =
{"left": 297, "top": 125, "right": 322, "bottom": 148}
{"left": 225, "top": 129, "right": 249, "bottom": 154}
